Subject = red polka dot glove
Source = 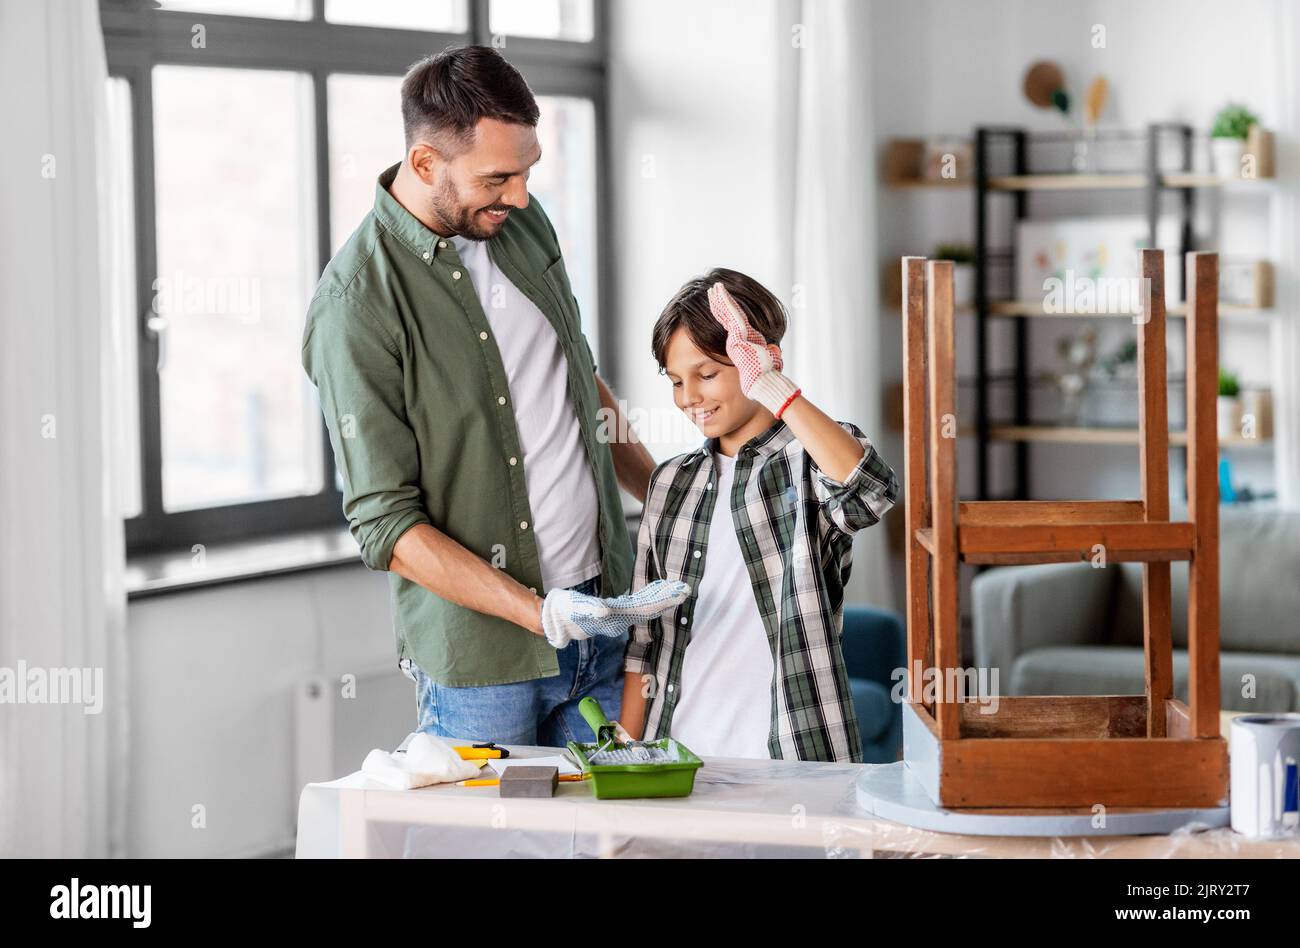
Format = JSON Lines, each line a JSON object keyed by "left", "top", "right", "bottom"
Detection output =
{"left": 707, "top": 282, "right": 802, "bottom": 418}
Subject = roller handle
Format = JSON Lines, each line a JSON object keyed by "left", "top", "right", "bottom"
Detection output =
{"left": 579, "top": 696, "right": 618, "bottom": 745}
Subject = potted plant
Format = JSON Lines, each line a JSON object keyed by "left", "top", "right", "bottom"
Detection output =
{"left": 1217, "top": 368, "right": 1242, "bottom": 440}
{"left": 932, "top": 243, "right": 976, "bottom": 308}
{"left": 1210, "top": 104, "right": 1258, "bottom": 178}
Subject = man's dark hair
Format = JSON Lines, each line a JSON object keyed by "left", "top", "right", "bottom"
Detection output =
{"left": 652, "top": 268, "right": 788, "bottom": 370}
{"left": 401, "top": 45, "right": 540, "bottom": 153}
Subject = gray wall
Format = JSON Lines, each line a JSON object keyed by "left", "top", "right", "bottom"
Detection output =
{"left": 126, "top": 565, "right": 405, "bottom": 857}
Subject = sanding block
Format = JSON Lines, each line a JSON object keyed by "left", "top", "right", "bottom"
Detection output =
{"left": 499, "top": 765, "right": 559, "bottom": 798}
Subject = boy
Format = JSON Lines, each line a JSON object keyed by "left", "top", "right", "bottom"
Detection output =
{"left": 620, "top": 269, "right": 899, "bottom": 762}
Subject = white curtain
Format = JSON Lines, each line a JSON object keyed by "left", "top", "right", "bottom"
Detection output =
{"left": 785, "top": 0, "right": 896, "bottom": 610}
{"left": 0, "top": 0, "right": 128, "bottom": 857}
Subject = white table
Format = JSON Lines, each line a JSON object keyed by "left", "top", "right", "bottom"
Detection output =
{"left": 295, "top": 742, "right": 1299, "bottom": 859}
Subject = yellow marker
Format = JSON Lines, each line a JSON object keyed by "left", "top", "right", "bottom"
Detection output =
{"left": 462, "top": 774, "right": 588, "bottom": 787}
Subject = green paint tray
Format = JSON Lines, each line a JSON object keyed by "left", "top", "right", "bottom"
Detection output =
{"left": 566, "top": 697, "right": 704, "bottom": 800}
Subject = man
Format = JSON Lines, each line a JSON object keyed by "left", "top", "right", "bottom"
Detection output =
{"left": 303, "top": 46, "right": 685, "bottom": 747}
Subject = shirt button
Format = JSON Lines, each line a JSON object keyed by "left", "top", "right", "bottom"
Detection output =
{"left": 706, "top": 482, "right": 713, "bottom": 490}
{"left": 422, "top": 251, "right": 430, "bottom": 260}
{"left": 667, "top": 683, "right": 675, "bottom": 693}
{"left": 520, "top": 521, "right": 529, "bottom": 530}
{"left": 497, "top": 395, "right": 506, "bottom": 405}
{"left": 452, "top": 270, "right": 462, "bottom": 280}
{"left": 479, "top": 331, "right": 488, "bottom": 340}
{"left": 438, "top": 240, "right": 447, "bottom": 249}
{"left": 679, "top": 616, "right": 687, "bottom": 625}
{"left": 693, "top": 550, "right": 701, "bottom": 559}
{"left": 509, "top": 457, "right": 518, "bottom": 466}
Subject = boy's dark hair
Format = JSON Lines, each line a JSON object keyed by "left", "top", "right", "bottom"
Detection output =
{"left": 401, "top": 45, "right": 540, "bottom": 153}
{"left": 652, "top": 268, "right": 788, "bottom": 370}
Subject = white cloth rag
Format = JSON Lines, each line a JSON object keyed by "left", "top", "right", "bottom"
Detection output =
{"left": 360, "top": 732, "right": 482, "bottom": 789}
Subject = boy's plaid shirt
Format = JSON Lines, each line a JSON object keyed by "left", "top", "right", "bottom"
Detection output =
{"left": 624, "top": 418, "right": 899, "bottom": 762}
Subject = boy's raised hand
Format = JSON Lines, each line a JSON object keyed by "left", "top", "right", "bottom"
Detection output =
{"left": 707, "top": 282, "right": 801, "bottom": 419}
{"left": 708, "top": 281, "right": 784, "bottom": 379}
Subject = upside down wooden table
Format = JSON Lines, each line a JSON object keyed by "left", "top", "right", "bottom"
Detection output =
{"left": 898, "top": 250, "right": 1229, "bottom": 813}
{"left": 295, "top": 722, "right": 1298, "bottom": 859}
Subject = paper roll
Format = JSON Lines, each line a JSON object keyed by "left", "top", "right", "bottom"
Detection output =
{"left": 1230, "top": 713, "right": 1300, "bottom": 838}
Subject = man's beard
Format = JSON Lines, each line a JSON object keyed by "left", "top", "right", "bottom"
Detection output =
{"left": 430, "top": 175, "right": 510, "bottom": 241}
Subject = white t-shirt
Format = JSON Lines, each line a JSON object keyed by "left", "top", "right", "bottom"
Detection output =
{"left": 450, "top": 235, "right": 601, "bottom": 591}
{"left": 668, "top": 451, "right": 775, "bottom": 759}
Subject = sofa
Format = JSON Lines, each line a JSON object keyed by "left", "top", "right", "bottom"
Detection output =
{"left": 971, "top": 506, "right": 1300, "bottom": 712}
{"left": 842, "top": 604, "right": 906, "bottom": 762}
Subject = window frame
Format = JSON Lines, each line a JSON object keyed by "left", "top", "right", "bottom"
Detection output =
{"left": 100, "top": 0, "right": 610, "bottom": 556}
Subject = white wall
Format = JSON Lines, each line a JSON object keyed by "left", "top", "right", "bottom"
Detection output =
{"left": 607, "top": 0, "right": 798, "bottom": 460}
{"left": 869, "top": 0, "right": 1290, "bottom": 619}
{"left": 126, "top": 564, "right": 407, "bottom": 857}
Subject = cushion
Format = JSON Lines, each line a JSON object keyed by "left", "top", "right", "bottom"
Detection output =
{"left": 851, "top": 679, "right": 895, "bottom": 743}
{"left": 1107, "top": 508, "right": 1300, "bottom": 654}
{"left": 1010, "top": 645, "right": 1300, "bottom": 712}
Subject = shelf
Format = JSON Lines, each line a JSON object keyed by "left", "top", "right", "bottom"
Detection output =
{"left": 1162, "top": 172, "right": 1275, "bottom": 189}
{"left": 924, "top": 122, "right": 1282, "bottom": 505}
{"left": 987, "top": 173, "right": 1146, "bottom": 191}
{"left": 985, "top": 172, "right": 1276, "bottom": 192}
{"left": 884, "top": 177, "right": 971, "bottom": 189}
{"left": 985, "top": 300, "right": 1271, "bottom": 318}
{"left": 984, "top": 425, "right": 1272, "bottom": 448}
{"left": 892, "top": 300, "right": 1272, "bottom": 319}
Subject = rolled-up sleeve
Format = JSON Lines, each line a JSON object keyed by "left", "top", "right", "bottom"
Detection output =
{"left": 302, "top": 293, "right": 431, "bottom": 571}
{"left": 811, "top": 422, "right": 900, "bottom": 537}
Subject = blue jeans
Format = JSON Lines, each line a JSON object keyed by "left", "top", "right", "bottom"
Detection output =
{"left": 405, "top": 575, "right": 626, "bottom": 748}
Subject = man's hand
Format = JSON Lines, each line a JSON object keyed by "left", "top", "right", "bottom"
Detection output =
{"left": 540, "top": 579, "right": 690, "bottom": 649}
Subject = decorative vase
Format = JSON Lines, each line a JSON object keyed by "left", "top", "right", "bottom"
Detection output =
{"left": 1217, "top": 395, "right": 1242, "bottom": 440}
{"left": 1211, "top": 137, "right": 1245, "bottom": 178}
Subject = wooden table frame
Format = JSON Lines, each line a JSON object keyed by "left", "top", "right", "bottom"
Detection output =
{"left": 900, "top": 250, "right": 1228, "bottom": 809}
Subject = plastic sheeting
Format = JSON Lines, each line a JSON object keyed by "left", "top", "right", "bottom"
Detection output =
{"left": 295, "top": 743, "right": 1299, "bottom": 859}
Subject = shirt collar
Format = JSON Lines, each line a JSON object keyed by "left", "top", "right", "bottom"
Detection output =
{"left": 694, "top": 418, "right": 794, "bottom": 464}
{"left": 372, "top": 163, "right": 453, "bottom": 264}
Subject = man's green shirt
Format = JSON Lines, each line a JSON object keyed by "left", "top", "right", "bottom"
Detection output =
{"left": 302, "top": 165, "right": 632, "bottom": 686}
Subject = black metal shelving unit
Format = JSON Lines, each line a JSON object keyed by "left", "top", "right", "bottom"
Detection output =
{"left": 971, "top": 123, "right": 1199, "bottom": 501}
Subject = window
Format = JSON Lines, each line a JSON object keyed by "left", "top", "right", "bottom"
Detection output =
{"left": 153, "top": 66, "right": 321, "bottom": 512}
{"left": 327, "top": 73, "right": 405, "bottom": 254}
{"left": 324, "top": 0, "right": 466, "bottom": 32}
{"left": 101, "top": 0, "right": 606, "bottom": 555}
{"left": 490, "top": 0, "right": 594, "bottom": 41}
{"left": 156, "top": 0, "right": 311, "bottom": 19}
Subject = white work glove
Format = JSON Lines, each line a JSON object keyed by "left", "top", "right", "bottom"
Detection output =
{"left": 541, "top": 579, "right": 691, "bottom": 649}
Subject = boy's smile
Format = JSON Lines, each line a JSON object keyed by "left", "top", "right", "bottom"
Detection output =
{"left": 663, "top": 327, "right": 774, "bottom": 455}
